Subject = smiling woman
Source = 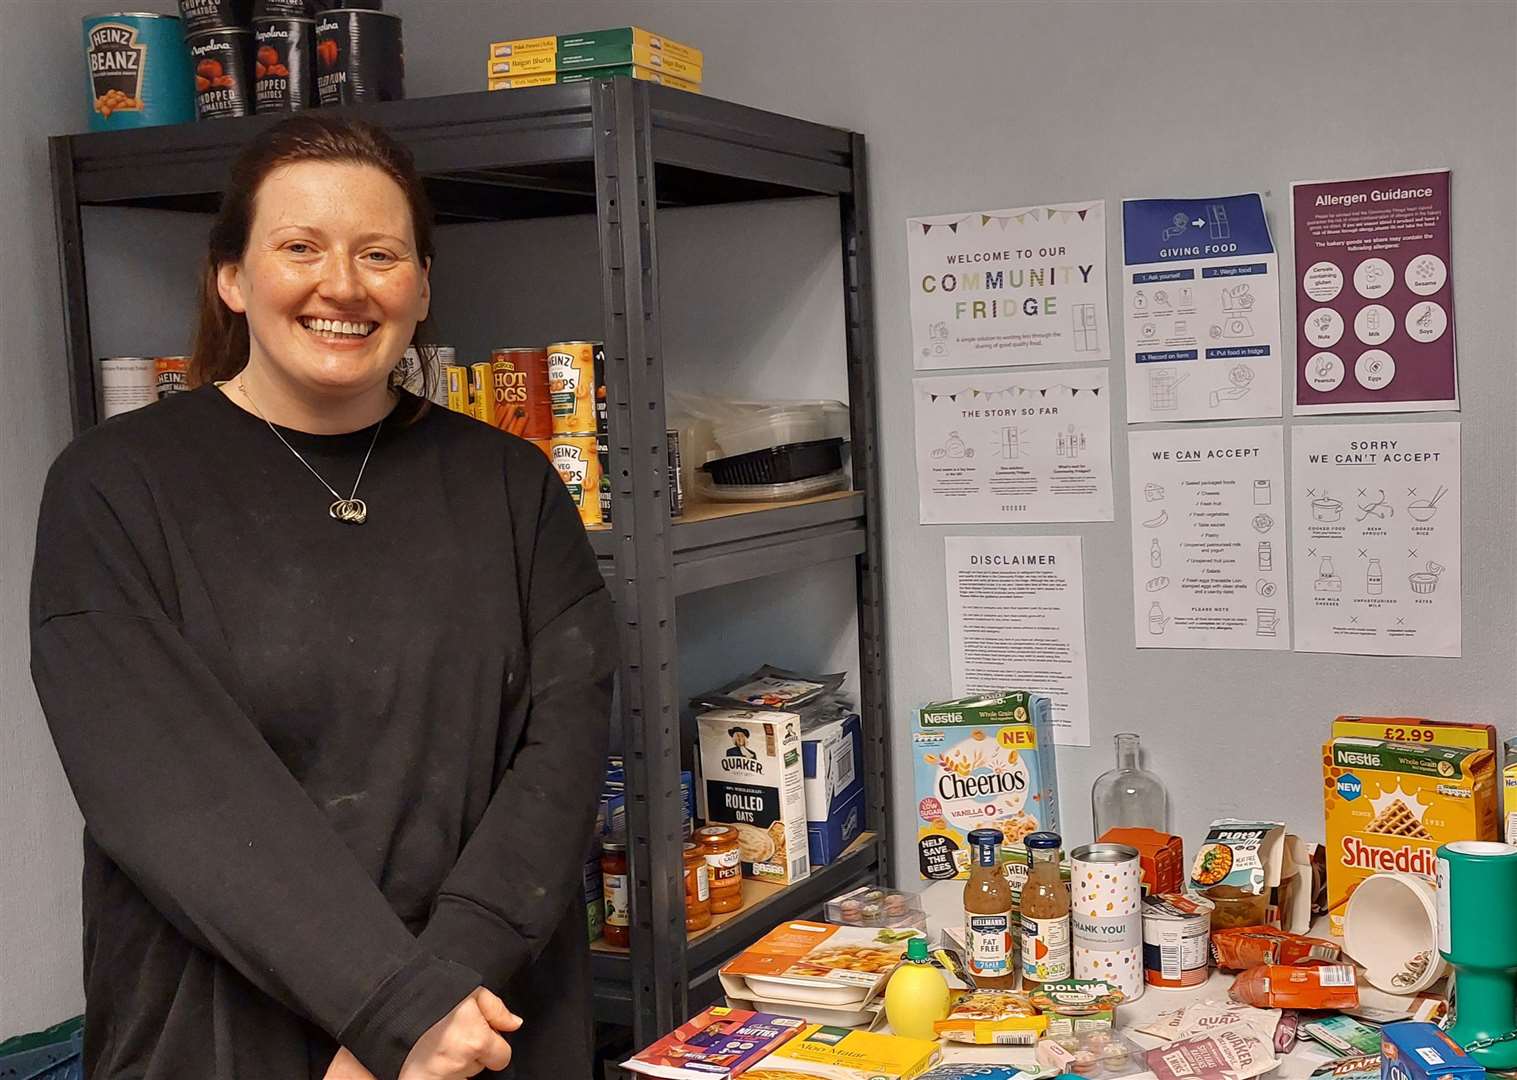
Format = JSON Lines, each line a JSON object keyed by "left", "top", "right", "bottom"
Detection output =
{"left": 30, "top": 115, "right": 616, "bottom": 1080}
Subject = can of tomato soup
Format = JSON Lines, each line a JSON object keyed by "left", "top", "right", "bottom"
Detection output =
{"left": 186, "top": 27, "right": 255, "bottom": 119}
{"left": 1142, "top": 893, "right": 1214, "bottom": 988}
{"left": 547, "top": 341, "right": 605, "bottom": 436}
{"left": 83, "top": 14, "right": 197, "bottom": 131}
{"left": 551, "top": 434, "right": 604, "bottom": 527}
{"left": 315, "top": 9, "right": 404, "bottom": 105}
{"left": 254, "top": 18, "right": 316, "bottom": 111}
{"left": 490, "top": 347, "right": 552, "bottom": 440}
{"left": 177, "top": 0, "right": 254, "bottom": 34}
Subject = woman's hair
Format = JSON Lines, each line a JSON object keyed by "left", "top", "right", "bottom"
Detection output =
{"left": 189, "top": 113, "right": 439, "bottom": 408}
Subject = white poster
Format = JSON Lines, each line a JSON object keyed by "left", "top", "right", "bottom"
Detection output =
{"left": 909, "top": 201, "right": 1110, "bottom": 369}
{"left": 1122, "top": 194, "right": 1283, "bottom": 423}
{"left": 946, "top": 535, "right": 1092, "bottom": 747}
{"left": 1127, "top": 425, "right": 1290, "bottom": 650}
{"left": 1291, "top": 422, "right": 1461, "bottom": 657}
{"left": 915, "top": 367, "right": 1114, "bottom": 524}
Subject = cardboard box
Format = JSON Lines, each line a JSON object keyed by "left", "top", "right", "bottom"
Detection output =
{"left": 1333, "top": 715, "right": 1499, "bottom": 753}
{"left": 748, "top": 1023, "right": 940, "bottom": 1080}
{"left": 554, "top": 43, "right": 702, "bottom": 81}
{"left": 912, "top": 692, "right": 1060, "bottom": 881}
{"left": 1380, "top": 1022, "right": 1485, "bottom": 1080}
{"left": 1505, "top": 736, "right": 1516, "bottom": 845}
{"left": 485, "top": 72, "right": 557, "bottom": 91}
{"left": 486, "top": 52, "right": 559, "bottom": 77}
{"left": 803, "top": 713, "right": 865, "bottom": 865}
{"left": 1323, "top": 738, "right": 1499, "bottom": 934}
{"left": 490, "top": 27, "right": 704, "bottom": 67}
{"left": 1099, "top": 827, "right": 1184, "bottom": 895}
{"left": 697, "top": 708, "right": 810, "bottom": 885}
{"left": 555, "top": 64, "right": 702, "bottom": 93}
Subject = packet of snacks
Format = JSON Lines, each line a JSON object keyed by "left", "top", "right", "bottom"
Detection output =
{"left": 1146, "top": 1015, "right": 1279, "bottom": 1080}
{"left": 1211, "top": 927, "right": 1341, "bottom": 970}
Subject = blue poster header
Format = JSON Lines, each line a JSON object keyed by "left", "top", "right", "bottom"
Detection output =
{"left": 1122, "top": 194, "right": 1274, "bottom": 265}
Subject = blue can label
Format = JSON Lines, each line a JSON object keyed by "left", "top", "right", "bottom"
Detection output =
{"left": 87, "top": 23, "right": 147, "bottom": 116}
{"left": 84, "top": 16, "right": 197, "bottom": 130}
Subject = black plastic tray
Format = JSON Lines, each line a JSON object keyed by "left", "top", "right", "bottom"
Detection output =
{"left": 700, "top": 438, "right": 846, "bottom": 485}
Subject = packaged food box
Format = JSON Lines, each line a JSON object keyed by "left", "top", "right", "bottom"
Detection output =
{"left": 1323, "top": 737, "right": 1498, "bottom": 934}
{"left": 1333, "top": 715, "right": 1499, "bottom": 754}
{"left": 1504, "top": 736, "right": 1515, "bottom": 844}
{"left": 554, "top": 43, "right": 702, "bottom": 80}
{"left": 1025, "top": 980, "right": 1123, "bottom": 1039}
{"left": 743, "top": 1024, "right": 940, "bottom": 1080}
{"left": 912, "top": 692, "right": 1060, "bottom": 881}
{"left": 698, "top": 709, "right": 810, "bottom": 885}
{"left": 485, "top": 72, "right": 556, "bottom": 90}
{"left": 718, "top": 921, "right": 924, "bottom": 1007}
{"left": 622, "top": 1006, "right": 807, "bottom": 1079}
{"left": 1380, "top": 1022, "right": 1485, "bottom": 1080}
{"left": 803, "top": 712, "right": 865, "bottom": 866}
{"left": 936, "top": 990, "right": 1046, "bottom": 1046}
{"left": 555, "top": 64, "right": 702, "bottom": 92}
{"left": 1100, "top": 827, "right": 1184, "bottom": 895}
{"left": 489, "top": 27, "right": 704, "bottom": 67}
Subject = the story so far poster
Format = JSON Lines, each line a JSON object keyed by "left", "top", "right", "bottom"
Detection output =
{"left": 1292, "top": 170, "right": 1457, "bottom": 415}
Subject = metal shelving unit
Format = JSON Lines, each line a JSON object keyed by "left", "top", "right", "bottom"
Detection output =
{"left": 49, "top": 78, "right": 890, "bottom": 1048}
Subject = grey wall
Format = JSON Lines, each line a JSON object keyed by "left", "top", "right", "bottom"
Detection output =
{"left": 394, "top": 0, "right": 1517, "bottom": 874}
{"left": 6, "top": 0, "right": 1515, "bottom": 1034}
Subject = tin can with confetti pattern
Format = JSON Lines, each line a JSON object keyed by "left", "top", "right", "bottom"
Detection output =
{"left": 1070, "top": 842, "right": 1144, "bottom": 1001}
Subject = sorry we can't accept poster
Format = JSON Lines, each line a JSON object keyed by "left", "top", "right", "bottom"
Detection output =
{"left": 908, "top": 201, "right": 1110, "bottom": 369}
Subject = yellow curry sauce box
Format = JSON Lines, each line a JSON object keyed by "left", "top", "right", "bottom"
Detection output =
{"left": 1506, "top": 736, "right": 1516, "bottom": 844}
{"left": 745, "top": 1024, "right": 940, "bottom": 1080}
{"left": 1323, "top": 737, "right": 1498, "bottom": 934}
{"left": 912, "top": 692, "right": 1060, "bottom": 882}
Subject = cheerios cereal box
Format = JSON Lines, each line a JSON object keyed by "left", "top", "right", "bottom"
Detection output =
{"left": 1322, "top": 737, "right": 1498, "bottom": 935}
{"left": 913, "top": 692, "right": 1059, "bottom": 882}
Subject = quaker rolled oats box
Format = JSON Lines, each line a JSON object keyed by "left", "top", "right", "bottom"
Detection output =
{"left": 697, "top": 708, "right": 811, "bottom": 886}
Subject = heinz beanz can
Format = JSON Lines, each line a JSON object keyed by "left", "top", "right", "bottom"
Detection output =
{"left": 551, "top": 434, "right": 604, "bottom": 527}
{"left": 1070, "top": 842, "right": 1144, "bottom": 1001}
{"left": 83, "top": 14, "right": 196, "bottom": 131}
{"left": 490, "top": 347, "right": 552, "bottom": 440}
{"left": 547, "top": 341, "right": 605, "bottom": 436}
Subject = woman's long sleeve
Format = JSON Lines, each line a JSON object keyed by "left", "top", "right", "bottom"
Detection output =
{"left": 30, "top": 443, "right": 481, "bottom": 1080}
{"left": 418, "top": 458, "right": 616, "bottom": 989}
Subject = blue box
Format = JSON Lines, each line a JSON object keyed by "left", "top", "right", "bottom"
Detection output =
{"left": 1382, "top": 1023, "right": 1485, "bottom": 1080}
{"left": 803, "top": 713, "right": 866, "bottom": 865}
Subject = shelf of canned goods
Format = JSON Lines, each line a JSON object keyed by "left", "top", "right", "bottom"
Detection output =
{"left": 49, "top": 77, "right": 891, "bottom": 1048}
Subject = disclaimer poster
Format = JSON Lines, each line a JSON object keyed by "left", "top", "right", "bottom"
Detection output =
{"left": 1122, "top": 194, "right": 1283, "bottom": 424}
{"left": 1291, "top": 422, "right": 1461, "bottom": 657}
{"left": 1127, "top": 425, "right": 1290, "bottom": 650}
{"left": 909, "top": 201, "right": 1110, "bottom": 369}
{"left": 945, "top": 535, "right": 1091, "bottom": 747}
{"left": 1292, "top": 170, "right": 1457, "bottom": 414}
{"left": 915, "top": 367, "right": 1114, "bottom": 524}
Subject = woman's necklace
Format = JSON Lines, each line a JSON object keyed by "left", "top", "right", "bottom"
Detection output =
{"left": 236, "top": 377, "right": 382, "bottom": 525}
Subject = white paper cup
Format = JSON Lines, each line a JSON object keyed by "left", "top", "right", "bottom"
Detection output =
{"left": 1342, "top": 871, "right": 1447, "bottom": 994}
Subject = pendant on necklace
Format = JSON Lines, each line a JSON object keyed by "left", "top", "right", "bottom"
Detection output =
{"left": 330, "top": 498, "right": 368, "bottom": 524}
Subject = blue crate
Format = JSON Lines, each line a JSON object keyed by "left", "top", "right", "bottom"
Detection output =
{"left": 0, "top": 1018, "right": 83, "bottom": 1080}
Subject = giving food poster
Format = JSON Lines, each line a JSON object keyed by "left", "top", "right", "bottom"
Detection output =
{"left": 909, "top": 202, "right": 1110, "bottom": 369}
{"left": 1292, "top": 171, "right": 1457, "bottom": 414}
{"left": 1290, "top": 422, "right": 1461, "bottom": 657}
{"left": 1122, "top": 194, "right": 1283, "bottom": 424}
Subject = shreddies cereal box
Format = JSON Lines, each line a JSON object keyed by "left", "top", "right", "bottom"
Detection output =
{"left": 913, "top": 692, "right": 1060, "bottom": 882}
{"left": 1322, "top": 737, "right": 1498, "bottom": 934}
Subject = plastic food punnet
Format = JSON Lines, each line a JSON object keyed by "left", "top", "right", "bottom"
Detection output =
{"left": 709, "top": 400, "right": 850, "bottom": 458}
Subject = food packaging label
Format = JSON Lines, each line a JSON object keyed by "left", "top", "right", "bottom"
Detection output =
{"left": 912, "top": 692, "right": 1060, "bottom": 880}
{"left": 720, "top": 921, "right": 925, "bottom": 994}
{"left": 1146, "top": 1016, "right": 1280, "bottom": 1080}
{"left": 1300, "top": 1015, "right": 1384, "bottom": 1058}
{"left": 746, "top": 1023, "right": 941, "bottom": 1080}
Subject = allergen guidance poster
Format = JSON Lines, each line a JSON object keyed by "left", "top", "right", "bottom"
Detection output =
{"left": 1127, "top": 425, "right": 1290, "bottom": 650}
{"left": 909, "top": 202, "right": 1110, "bottom": 369}
{"left": 1291, "top": 422, "right": 1461, "bottom": 657}
{"left": 1292, "top": 170, "right": 1457, "bottom": 414}
{"left": 945, "top": 536, "right": 1091, "bottom": 747}
{"left": 1122, "top": 194, "right": 1282, "bottom": 424}
{"left": 915, "top": 367, "right": 1114, "bottom": 524}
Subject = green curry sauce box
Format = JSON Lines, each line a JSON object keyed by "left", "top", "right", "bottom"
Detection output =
{"left": 913, "top": 692, "right": 1060, "bottom": 882}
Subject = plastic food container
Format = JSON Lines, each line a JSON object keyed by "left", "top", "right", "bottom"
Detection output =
{"left": 710, "top": 400, "right": 850, "bottom": 458}
{"left": 694, "top": 470, "right": 848, "bottom": 504}
{"left": 826, "top": 885, "right": 927, "bottom": 930}
{"left": 702, "top": 438, "right": 846, "bottom": 486}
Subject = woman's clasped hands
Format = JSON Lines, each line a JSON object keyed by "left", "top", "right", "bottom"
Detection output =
{"left": 324, "top": 988, "right": 523, "bottom": 1080}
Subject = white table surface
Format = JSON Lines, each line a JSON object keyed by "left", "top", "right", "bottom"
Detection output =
{"left": 916, "top": 882, "right": 1343, "bottom": 1077}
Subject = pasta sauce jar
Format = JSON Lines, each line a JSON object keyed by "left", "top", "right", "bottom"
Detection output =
{"left": 695, "top": 825, "right": 742, "bottom": 914}
{"left": 682, "top": 842, "right": 712, "bottom": 932}
{"left": 599, "top": 836, "right": 629, "bottom": 948}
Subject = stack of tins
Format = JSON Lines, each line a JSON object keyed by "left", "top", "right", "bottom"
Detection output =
{"left": 249, "top": 1, "right": 316, "bottom": 112}
{"left": 177, "top": 0, "right": 255, "bottom": 120}
{"left": 314, "top": 4, "right": 405, "bottom": 106}
{"left": 547, "top": 342, "right": 608, "bottom": 528}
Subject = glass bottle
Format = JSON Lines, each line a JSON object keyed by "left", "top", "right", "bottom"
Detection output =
{"left": 962, "top": 827, "right": 1017, "bottom": 988}
{"left": 1091, "top": 732, "right": 1168, "bottom": 835}
{"left": 1020, "top": 831, "right": 1071, "bottom": 985}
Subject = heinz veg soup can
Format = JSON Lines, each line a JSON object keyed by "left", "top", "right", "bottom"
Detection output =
{"left": 83, "top": 13, "right": 197, "bottom": 131}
